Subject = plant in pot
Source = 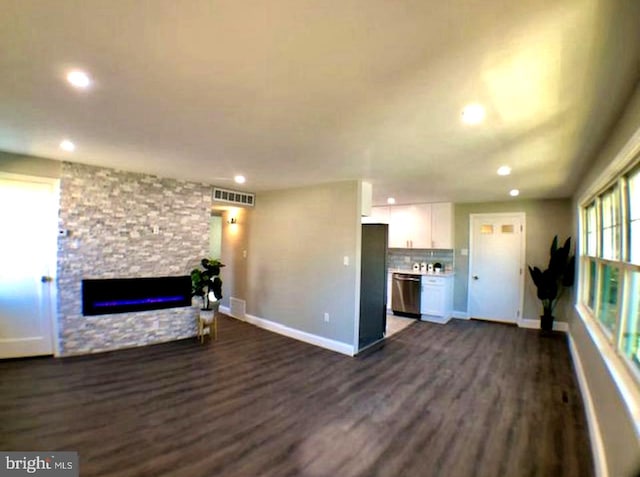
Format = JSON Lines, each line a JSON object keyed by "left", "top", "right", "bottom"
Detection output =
{"left": 528, "top": 236, "right": 575, "bottom": 331}
{"left": 191, "top": 258, "right": 225, "bottom": 310}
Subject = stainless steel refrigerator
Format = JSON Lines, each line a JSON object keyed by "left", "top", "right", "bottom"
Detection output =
{"left": 358, "top": 223, "right": 388, "bottom": 351}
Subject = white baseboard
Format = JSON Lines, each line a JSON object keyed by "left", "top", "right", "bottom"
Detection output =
{"left": 451, "top": 310, "right": 469, "bottom": 320}
{"left": 519, "top": 318, "right": 569, "bottom": 332}
{"left": 568, "top": 332, "right": 608, "bottom": 477}
{"left": 221, "top": 306, "right": 355, "bottom": 356}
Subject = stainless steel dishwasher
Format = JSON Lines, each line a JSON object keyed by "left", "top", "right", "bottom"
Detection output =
{"left": 391, "top": 273, "right": 421, "bottom": 317}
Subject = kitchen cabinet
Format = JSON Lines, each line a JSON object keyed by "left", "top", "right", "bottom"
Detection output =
{"left": 420, "top": 275, "right": 453, "bottom": 323}
{"left": 379, "top": 202, "right": 453, "bottom": 249}
{"left": 431, "top": 202, "right": 454, "bottom": 249}
{"left": 389, "top": 204, "right": 432, "bottom": 248}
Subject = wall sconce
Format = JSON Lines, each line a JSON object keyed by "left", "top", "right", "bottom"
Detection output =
{"left": 227, "top": 217, "right": 237, "bottom": 225}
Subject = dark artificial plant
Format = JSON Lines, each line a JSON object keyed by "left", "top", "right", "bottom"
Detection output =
{"left": 528, "top": 236, "right": 575, "bottom": 331}
{"left": 191, "top": 258, "right": 225, "bottom": 310}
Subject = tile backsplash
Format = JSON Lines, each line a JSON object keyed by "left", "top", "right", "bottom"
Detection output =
{"left": 387, "top": 248, "right": 454, "bottom": 271}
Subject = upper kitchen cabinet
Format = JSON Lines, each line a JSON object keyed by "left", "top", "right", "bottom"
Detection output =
{"left": 376, "top": 202, "right": 454, "bottom": 249}
{"left": 430, "top": 202, "right": 454, "bottom": 248}
{"left": 389, "top": 204, "right": 432, "bottom": 248}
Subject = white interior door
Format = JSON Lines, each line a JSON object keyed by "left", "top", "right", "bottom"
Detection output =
{"left": 0, "top": 174, "right": 59, "bottom": 358}
{"left": 468, "top": 213, "right": 525, "bottom": 324}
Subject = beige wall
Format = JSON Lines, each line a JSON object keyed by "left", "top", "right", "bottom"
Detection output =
{"left": 0, "top": 152, "right": 61, "bottom": 177}
{"left": 570, "top": 80, "right": 640, "bottom": 477}
{"left": 453, "top": 199, "right": 573, "bottom": 321}
{"left": 245, "top": 181, "right": 360, "bottom": 346}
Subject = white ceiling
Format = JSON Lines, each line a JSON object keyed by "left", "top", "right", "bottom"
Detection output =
{"left": 1, "top": 0, "right": 639, "bottom": 204}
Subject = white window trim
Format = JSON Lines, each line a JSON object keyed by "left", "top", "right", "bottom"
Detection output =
{"left": 575, "top": 123, "right": 640, "bottom": 439}
{"left": 575, "top": 303, "right": 640, "bottom": 437}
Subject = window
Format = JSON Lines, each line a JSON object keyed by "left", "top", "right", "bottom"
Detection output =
{"left": 586, "top": 202, "right": 597, "bottom": 256}
{"left": 586, "top": 260, "right": 597, "bottom": 310}
{"left": 597, "top": 264, "right": 618, "bottom": 334}
{"left": 601, "top": 186, "right": 620, "bottom": 260}
{"left": 628, "top": 168, "right": 640, "bottom": 265}
{"left": 580, "top": 163, "right": 640, "bottom": 378}
{"left": 621, "top": 271, "right": 640, "bottom": 366}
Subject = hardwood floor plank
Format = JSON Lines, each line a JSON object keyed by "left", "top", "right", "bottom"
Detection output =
{"left": 0, "top": 316, "right": 593, "bottom": 477}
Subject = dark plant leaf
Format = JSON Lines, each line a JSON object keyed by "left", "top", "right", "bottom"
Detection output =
{"left": 563, "top": 255, "right": 576, "bottom": 287}
{"left": 528, "top": 266, "right": 543, "bottom": 287}
{"left": 550, "top": 235, "right": 558, "bottom": 255}
{"left": 529, "top": 236, "right": 574, "bottom": 319}
{"left": 211, "top": 277, "right": 223, "bottom": 300}
{"left": 192, "top": 258, "right": 225, "bottom": 298}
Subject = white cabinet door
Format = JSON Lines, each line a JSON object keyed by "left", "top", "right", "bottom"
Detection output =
{"left": 387, "top": 202, "right": 452, "bottom": 249}
{"left": 420, "top": 277, "right": 445, "bottom": 315}
{"left": 389, "top": 206, "right": 412, "bottom": 248}
{"left": 410, "top": 204, "right": 432, "bottom": 248}
{"left": 420, "top": 276, "right": 453, "bottom": 320}
{"left": 431, "top": 202, "right": 453, "bottom": 249}
{"left": 421, "top": 284, "right": 445, "bottom": 315}
{"left": 386, "top": 272, "right": 392, "bottom": 310}
{"left": 389, "top": 204, "right": 431, "bottom": 248}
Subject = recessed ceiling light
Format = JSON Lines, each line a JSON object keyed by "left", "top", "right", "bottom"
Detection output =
{"left": 509, "top": 189, "right": 520, "bottom": 197}
{"left": 497, "top": 165, "right": 511, "bottom": 176}
{"left": 59, "top": 139, "right": 75, "bottom": 152}
{"left": 234, "top": 175, "right": 246, "bottom": 184}
{"left": 66, "top": 70, "right": 91, "bottom": 89}
{"left": 387, "top": 197, "right": 396, "bottom": 205}
{"left": 461, "top": 103, "right": 485, "bottom": 125}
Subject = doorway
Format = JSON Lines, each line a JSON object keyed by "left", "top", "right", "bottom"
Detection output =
{"left": 209, "top": 214, "right": 222, "bottom": 259}
{"left": 0, "top": 173, "right": 59, "bottom": 358}
{"left": 467, "top": 213, "right": 525, "bottom": 324}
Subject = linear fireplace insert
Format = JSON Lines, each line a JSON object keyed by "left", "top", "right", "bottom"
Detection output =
{"left": 82, "top": 275, "right": 192, "bottom": 316}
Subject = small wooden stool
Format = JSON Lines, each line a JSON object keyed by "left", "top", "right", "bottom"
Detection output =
{"left": 197, "top": 304, "right": 219, "bottom": 343}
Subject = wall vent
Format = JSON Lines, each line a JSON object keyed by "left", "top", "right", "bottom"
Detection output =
{"left": 213, "top": 187, "right": 255, "bottom": 207}
{"left": 229, "top": 297, "right": 246, "bottom": 319}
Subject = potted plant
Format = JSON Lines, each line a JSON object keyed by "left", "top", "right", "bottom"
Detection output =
{"left": 191, "top": 258, "right": 225, "bottom": 310}
{"left": 528, "top": 236, "right": 575, "bottom": 331}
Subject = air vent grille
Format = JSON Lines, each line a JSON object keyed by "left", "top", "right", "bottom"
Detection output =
{"left": 230, "top": 297, "right": 246, "bottom": 319}
{"left": 213, "top": 187, "right": 255, "bottom": 207}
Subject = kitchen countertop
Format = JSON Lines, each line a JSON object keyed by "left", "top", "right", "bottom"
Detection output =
{"left": 388, "top": 268, "right": 455, "bottom": 277}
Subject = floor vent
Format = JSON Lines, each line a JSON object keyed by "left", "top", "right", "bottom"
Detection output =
{"left": 229, "top": 297, "right": 246, "bottom": 319}
{"left": 213, "top": 187, "right": 255, "bottom": 207}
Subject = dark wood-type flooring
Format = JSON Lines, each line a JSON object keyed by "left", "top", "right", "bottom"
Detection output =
{"left": 0, "top": 316, "right": 594, "bottom": 477}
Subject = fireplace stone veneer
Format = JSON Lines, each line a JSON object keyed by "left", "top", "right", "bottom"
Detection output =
{"left": 57, "top": 162, "right": 211, "bottom": 356}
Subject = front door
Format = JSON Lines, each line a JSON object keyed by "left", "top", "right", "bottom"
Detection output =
{"left": 0, "top": 174, "right": 59, "bottom": 358}
{"left": 468, "top": 213, "right": 525, "bottom": 324}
